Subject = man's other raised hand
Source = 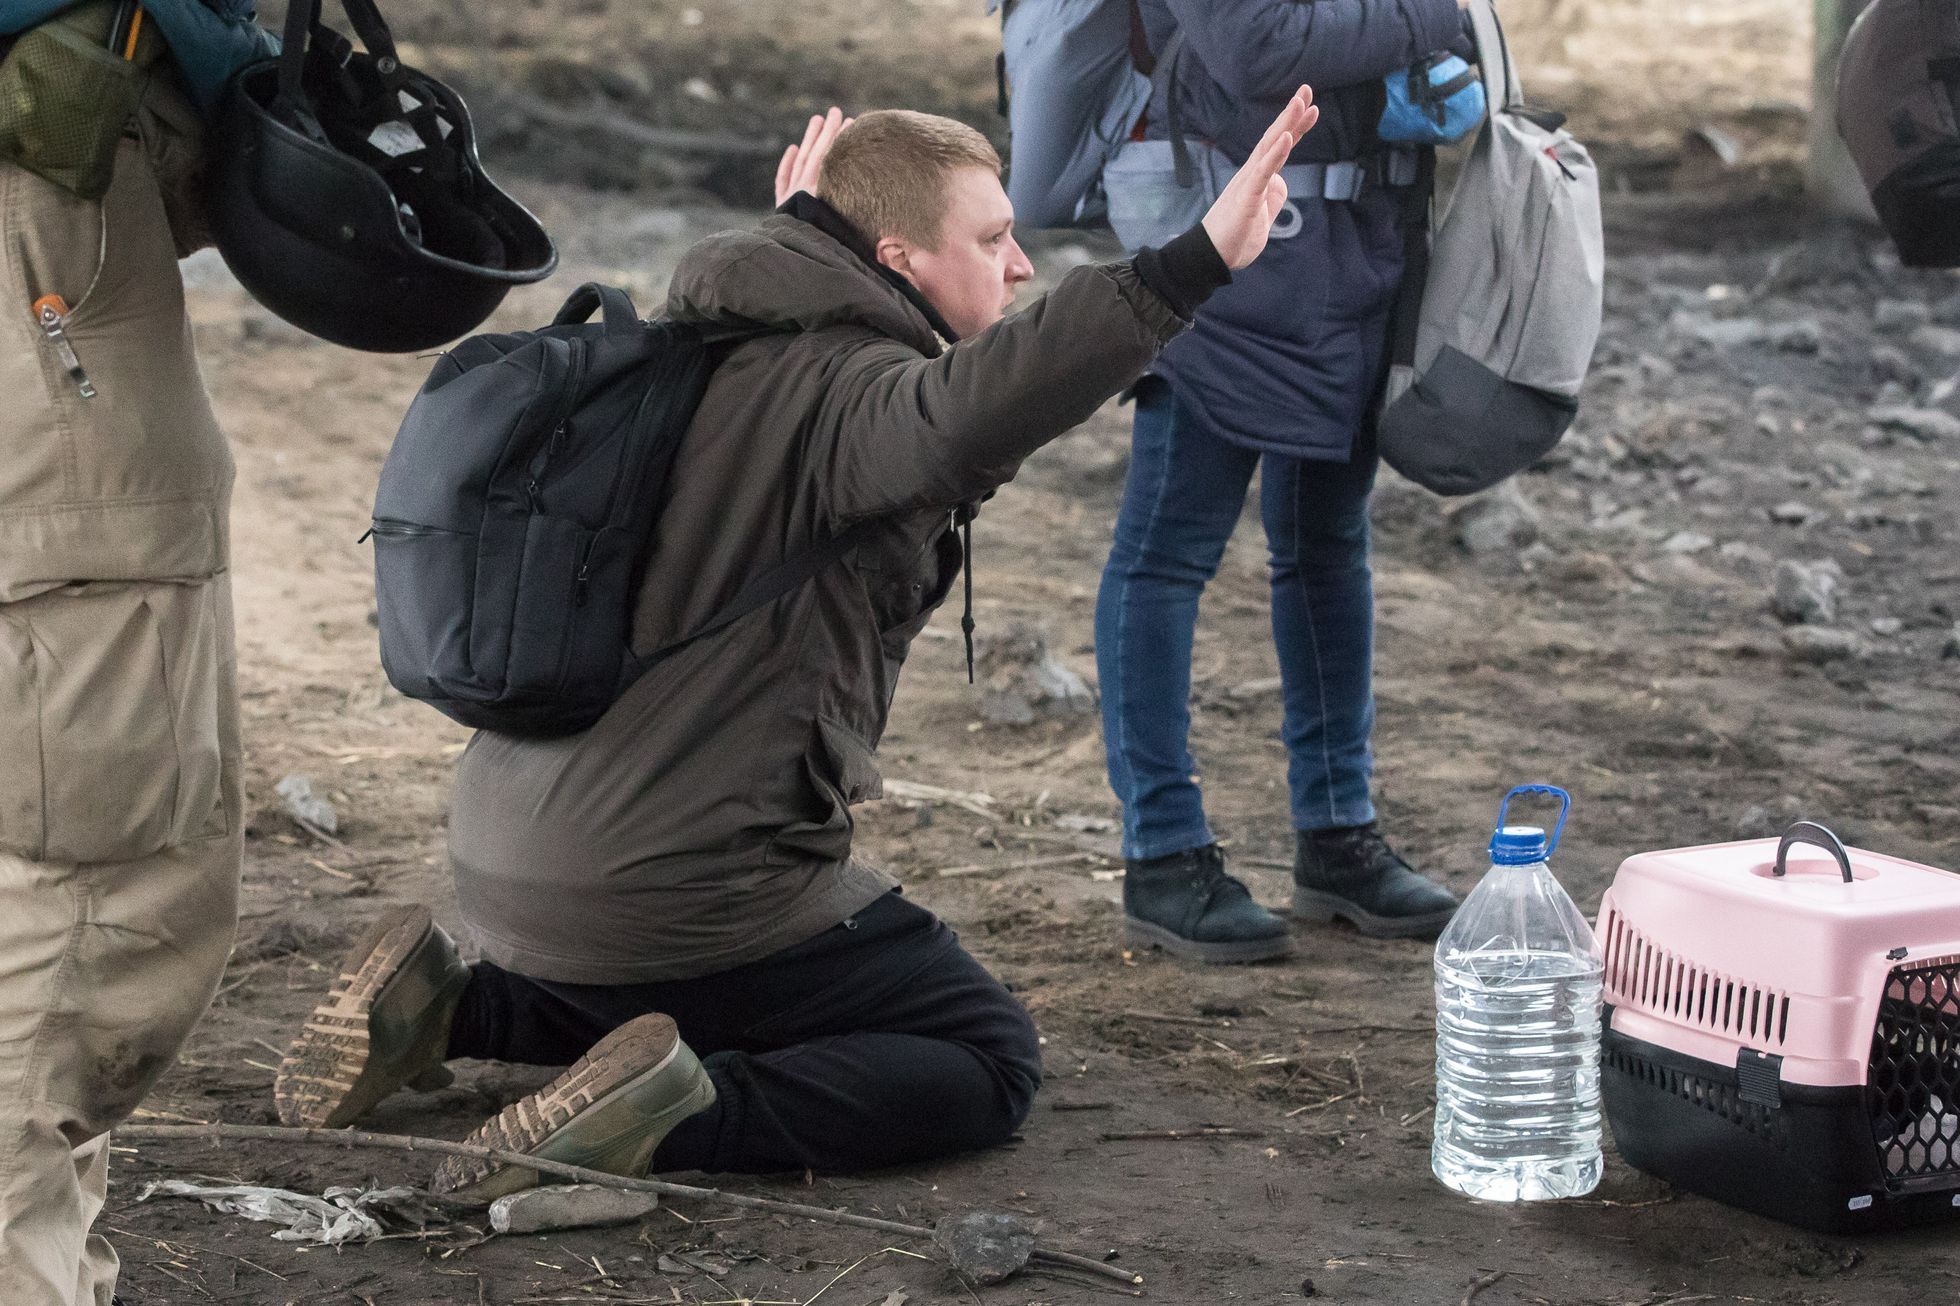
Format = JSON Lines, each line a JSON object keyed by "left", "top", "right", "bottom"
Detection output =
{"left": 1201, "top": 85, "right": 1319, "bottom": 271}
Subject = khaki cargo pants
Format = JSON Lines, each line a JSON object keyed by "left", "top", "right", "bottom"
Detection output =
{"left": 0, "top": 121, "right": 241, "bottom": 1305}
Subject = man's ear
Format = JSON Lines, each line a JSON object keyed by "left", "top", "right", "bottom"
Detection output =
{"left": 875, "top": 237, "right": 915, "bottom": 279}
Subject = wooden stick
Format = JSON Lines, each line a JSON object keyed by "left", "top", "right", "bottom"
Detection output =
{"left": 1461, "top": 1270, "right": 1507, "bottom": 1306}
{"left": 935, "top": 853, "right": 1100, "bottom": 878}
{"left": 118, "top": 1123, "right": 1142, "bottom": 1287}
{"left": 1101, "top": 1127, "right": 1263, "bottom": 1141}
{"left": 1112, "top": 1010, "right": 1234, "bottom": 1028}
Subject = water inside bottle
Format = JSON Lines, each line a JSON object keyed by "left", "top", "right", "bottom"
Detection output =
{"left": 1432, "top": 948, "right": 1604, "bottom": 1201}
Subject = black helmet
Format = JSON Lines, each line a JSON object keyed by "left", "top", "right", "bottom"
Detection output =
{"left": 208, "top": 0, "right": 557, "bottom": 351}
{"left": 1836, "top": 0, "right": 1960, "bottom": 269}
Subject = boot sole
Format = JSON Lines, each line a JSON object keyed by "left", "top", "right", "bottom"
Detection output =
{"left": 1124, "top": 918, "right": 1294, "bottom": 965}
{"left": 433, "top": 1014, "right": 715, "bottom": 1202}
{"left": 1291, "top": 886, "right": 1458, "bottom": 940}
{"left": 275, "top": 905, "right": 455, "bottom": 1129}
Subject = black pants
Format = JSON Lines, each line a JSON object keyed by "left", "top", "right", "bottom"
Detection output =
{"left": 446, "top": 891, "right": 1043, "bottom": 1175}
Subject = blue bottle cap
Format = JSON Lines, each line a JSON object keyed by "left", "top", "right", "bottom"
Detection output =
{"left": 1490, "top": 824, "right": 1549, "bottom": 865}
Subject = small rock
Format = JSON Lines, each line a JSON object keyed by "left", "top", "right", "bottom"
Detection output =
{"left": 1912, "top": 324, "right": 1960, "bottom": 358}
{"left": 1661, "top": 530, "right": 1714, "bottom": 554}
{"left": 1719, "top": 541, "right": 1773, "bottom": 567}
{"left": 1054, "top": 812, "right": 1117, "bottom": 834}
{"left": 1771, "top": 559, "right": 1842, "bottom": 624}
{"left": 1676, "top": 312, "right": 1768, "bottom": 349}
{"left": 975, "top": 623, "right": 1096, "bottom": 726}
{"left": 1772, "top": 320, "right": 1824, "bottom": 354}
{"left": 1874, "top": 299, "right": 1933, "bottom": 334}
{"left": 1936, "top": 292, "right": 1960, "bottom": 326}
{"left": 1226, "top": 675, "right": 1286, "bottom": 701}
{"left": 1868, "top": 405, "right": 1960, "bottom": 442}
{"left": 1768, "top": 500, "right": 1815, "bottom": 525}
{"left": 1870, "top": 616, "right": 1903, "bottom": 636}
{"left": 1782, "top": 626, "right": 1861, "bottom": 663}
{"left": 1944, "top": 624, "right": 1960, "bottom": 659}
{"left": 680, "top": 76, "right": 721, "bottom": 103}
{"left": 1870, "top": 344, "right": 1921, "bottom": 388}
{"left": 488, "top": 1185, "right": 659, "bottom": 1235}
{"left": 934, "top": 1211, "right": 1036, "bottom": 1286}
{"left": 275, "top": 774, "right": 338, "bottom": 835}
{"left": 1449, "top": 482, "right": 1541, "bottom": 558}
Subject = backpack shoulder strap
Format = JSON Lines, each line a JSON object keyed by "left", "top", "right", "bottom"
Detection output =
{"left": 635, "top": 519, "right": 874, "bottom": 670}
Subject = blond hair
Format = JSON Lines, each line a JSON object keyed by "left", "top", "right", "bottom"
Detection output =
{"left": 816, "top": 110, "right": 1002, "bottom": 251}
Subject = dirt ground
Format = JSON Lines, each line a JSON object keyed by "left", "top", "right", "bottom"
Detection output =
{"left": 100, "top": 1, "right": 1960, "bottom": 1302}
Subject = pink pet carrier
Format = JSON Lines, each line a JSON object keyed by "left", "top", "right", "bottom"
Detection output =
{"left": 1598, "top": 821, "right": 1960, "bottom": 1233}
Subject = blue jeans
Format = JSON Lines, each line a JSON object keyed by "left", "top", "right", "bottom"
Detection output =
{"left": 1095, "top": 378, "right": 1378, "bottom": 861}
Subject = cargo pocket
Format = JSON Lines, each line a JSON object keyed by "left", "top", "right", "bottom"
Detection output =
{"left": 765, "top": 716, "right": 883, "bottom": 865}
{"left": 0, "top": 579, "right": 226, "bottom": 864}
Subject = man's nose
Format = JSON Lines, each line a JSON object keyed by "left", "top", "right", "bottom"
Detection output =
{"left": 1006, "top": 239, "right": 1034, "bottom": 283}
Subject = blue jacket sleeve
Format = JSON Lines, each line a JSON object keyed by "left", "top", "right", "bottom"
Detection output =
{"left": 0, "top": 0, "right": 86, "bottom": 36}
{"left": 132, "top": 0, "right": 279, "bottom": 111}
{"left": 1165, "top": 0, "right": 1468, "bottom": 99}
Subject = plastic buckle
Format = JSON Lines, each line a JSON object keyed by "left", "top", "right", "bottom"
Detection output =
{"left": 1384, "top": 148, "right": 1419, "bottom": 187}
{"left": 1322, "top": 160, "right": 1362, "bottom": 201}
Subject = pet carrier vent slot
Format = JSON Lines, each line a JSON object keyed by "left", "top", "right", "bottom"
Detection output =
{"left": 1606, "top": 1045, "right": 1788, "bottom": 1147}
{"left": 1868, "top": 956, "right": 1960, "bottom": 1192}
{"left": 1599, "top": 910, "right": 1791, "bottom": 1048}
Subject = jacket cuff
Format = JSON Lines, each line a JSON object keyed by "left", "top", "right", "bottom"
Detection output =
{"left": 1133, "top": 224, "right": 1232, "bottom": 321}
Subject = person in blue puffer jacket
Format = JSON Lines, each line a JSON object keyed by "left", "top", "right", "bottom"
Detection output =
{"left": 0, "top": 4, "right": 269, "bottom": 1303}
{"left": 1100, "top": 0, "right": 1472, "bottom": 964}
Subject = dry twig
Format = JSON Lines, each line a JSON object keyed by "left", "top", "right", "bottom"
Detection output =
{"left": 1098, "top": 1128, "right": 1264, "bottom": 1142}
{"left": 119, "top": 1123, "right": 1141, "bottom": 1287}
{"left": 1462, "top": 1270, "right": 1507, "bottom": 1306}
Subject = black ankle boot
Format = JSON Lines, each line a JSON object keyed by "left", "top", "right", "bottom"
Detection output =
{"left": 1293, "top": 823, "right": 1460, "bottom": 939}
{"left": 1123, "top": 844, "right": 1292, "bottom": 964}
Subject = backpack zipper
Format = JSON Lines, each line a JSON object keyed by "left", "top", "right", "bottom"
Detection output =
{"left": 529, "top": 338, "right": 590, "bottom": 508}
{"left": 573, "top": 536, "right": 595, "bottom": 607}
{"left": 358, "top": 518, "right": 465, "bottom": 543}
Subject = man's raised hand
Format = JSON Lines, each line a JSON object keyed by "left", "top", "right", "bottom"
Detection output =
{"left": 775, "top": 107, "right": 854, "bottom": 206}
{"left": 1200, "top": 85, "right": 1318, "bottom": 271}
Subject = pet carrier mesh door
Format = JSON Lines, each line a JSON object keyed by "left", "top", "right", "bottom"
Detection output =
{"left": 1868, "top": 956, "right": 1960, "bottom": 1191}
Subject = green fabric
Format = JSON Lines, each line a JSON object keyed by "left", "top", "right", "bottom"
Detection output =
{"left": 0, "top": 2, "right": 162, "bottom": 199}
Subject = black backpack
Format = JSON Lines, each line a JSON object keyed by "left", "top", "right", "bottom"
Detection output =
{"left": 369, "top": 283, "right": 857, "bottom": 736}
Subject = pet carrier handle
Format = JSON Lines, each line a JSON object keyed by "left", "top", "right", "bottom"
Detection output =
{"left": 1494, "top": 784, "right": 1571, "bottom": 857}
{"left": 1774, "top": 821, "right": 1854, "bottom": 884}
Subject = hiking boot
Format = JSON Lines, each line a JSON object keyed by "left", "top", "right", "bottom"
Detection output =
{"left": 1292, "top": 823, "right": 1460, "bottom": 940}
{"left": 1122, "top": 843, "right": 1293, "bottom": 964}
{"left": 275, "top": 904, "right": 470, "bottom": 1129}
{"left": 430, "top": 1013, "right": 716, "bottom": 1202}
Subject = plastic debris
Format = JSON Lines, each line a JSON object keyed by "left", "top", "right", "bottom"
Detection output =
{"left": 138, "top": 1180, "right": 425, "bottom": 1245}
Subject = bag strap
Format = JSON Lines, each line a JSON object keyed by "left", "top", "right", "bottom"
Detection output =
{"left": 637, "top": 520, "right": 873, "bottom": 670}
{"left": 1384, "top": 147, "right": 1436, "bottom": 370}
{"left": 552, "top": 282, "right": 643, "bottom": 331}
{"left": 1154, "top": 29, "right": 1195, "bottom": 188}
{"left": 1465, "top": 0, "right": 1522, "bottom": 113}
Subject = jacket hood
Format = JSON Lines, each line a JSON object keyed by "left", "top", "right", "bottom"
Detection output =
{"left": 666, "top": 203, "right": 949, "bottom": 357}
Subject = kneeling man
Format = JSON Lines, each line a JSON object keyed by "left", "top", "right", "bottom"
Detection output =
{"left": 275, "top": 91, "right": 1316, "bottom": 1195}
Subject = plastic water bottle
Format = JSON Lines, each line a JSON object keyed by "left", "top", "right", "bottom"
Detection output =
{"left": 1431, "top": 785, "right": 1604, "bottom": 1201}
